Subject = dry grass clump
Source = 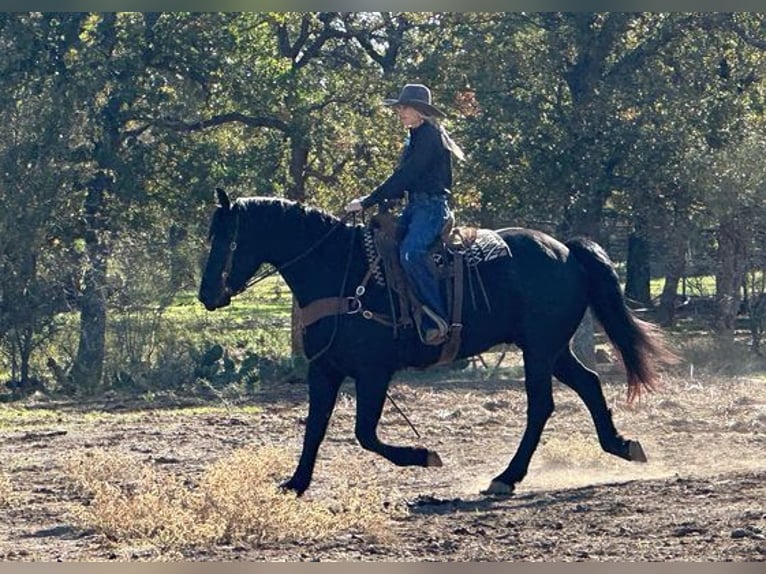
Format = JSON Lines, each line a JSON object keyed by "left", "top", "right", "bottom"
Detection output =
{"left": 67, "top": 455, "right": 211, "bottom": 547}
{"left": 64, "top": 446, "right": 398, "bottom": 550}
{"left": 0, "top": 471, "right": 13, "bottom": 506}
{"left": 538, "top": 434, "right": 605, "bottom": 469}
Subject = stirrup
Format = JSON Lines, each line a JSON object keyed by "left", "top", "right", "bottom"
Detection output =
{"left": 420, "top": 305, "right": 449, "bottom": 346}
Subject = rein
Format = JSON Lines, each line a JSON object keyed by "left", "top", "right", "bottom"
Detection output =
{"left": 220, "top": 202, "right": 421, "bottom": 439}
{"left": 224, "top": 204, "right": 352, "bottom": 296}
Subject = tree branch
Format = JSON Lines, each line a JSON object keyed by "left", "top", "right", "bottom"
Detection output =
{"left": 152, "top": 112, "right": 290, "bottom": 134}
{"left": 728, "top": 14, "right": 766, "bottom": 50}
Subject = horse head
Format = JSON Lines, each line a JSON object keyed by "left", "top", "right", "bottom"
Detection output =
{"left": 198, "top": 188, "right": 263, "bottom": 310}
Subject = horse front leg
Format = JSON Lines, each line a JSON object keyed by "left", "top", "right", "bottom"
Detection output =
{"left": 281, "top": 360, "right": 345, "bottom": 496}
{"left": 354, "top": 371, "right": 443, "bottom": 468}
{"left": 484, "top": 353, "right": 554, "bottom": 496}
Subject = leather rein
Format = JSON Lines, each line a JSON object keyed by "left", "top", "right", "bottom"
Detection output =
{"left": 221, "top": 204, "right": 354, "bottom": 298}
{"left": 219, "top": 204, "right": 422, "bottom": 438}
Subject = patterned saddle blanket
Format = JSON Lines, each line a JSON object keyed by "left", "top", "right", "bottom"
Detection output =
{"left": 362, "top": 218, "right": 511, "bottom": 290}
{"left": 435, "top": 226, "right": 511, "bottom": 271}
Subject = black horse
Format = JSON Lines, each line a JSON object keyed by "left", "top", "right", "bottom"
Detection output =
{"left": 198, "top": 188, "right": 677, "bottom": 496}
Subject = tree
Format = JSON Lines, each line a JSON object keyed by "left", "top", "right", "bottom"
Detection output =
{"left": 682, "top": 132, "right": 766, "bottom": 337}
{"left": 152, "top": 12, "right": 430, "bottom": 355}
{"left": 0, "top": 13, "right": 86, "bottom": 392}
{"left": 5, "top": 10, "right": 766, "bottom": 394}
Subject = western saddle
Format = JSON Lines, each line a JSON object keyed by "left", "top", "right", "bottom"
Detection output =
{"left": 299, "top": 206, "right": 489, "bottom": 366}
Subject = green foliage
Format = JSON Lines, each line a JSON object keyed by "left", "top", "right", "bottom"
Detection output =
{"left": 191, "top": 343, "right": 260, "bottom": 395}
{"left": 105, "top": 278, "right": 296, "bottom": 398}
{"left": 4, "top": 12, "right": 766, "bottom": 396}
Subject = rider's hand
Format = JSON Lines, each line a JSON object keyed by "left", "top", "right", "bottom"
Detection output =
{"left": 345, "top": 197, "right": 365, "bottom": 213}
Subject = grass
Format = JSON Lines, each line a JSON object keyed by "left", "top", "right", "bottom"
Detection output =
{"left": 0, "top": 406, "right": 63, "bottom": 429}
{"left": 163, "top": 275, "right": 293, "bottom": 351}
{"left": 0, "top": 402, "right": 263, "bottom": 425}
{"left": 64, "top": 445, "right": 400, "bottom": 550}
{"left": 649, "top": 275, "right": 718, "bottom": 300}
{"left": 0, "top": 472, "right": 12, "bottom": 507}
{"left": 170, "top": 276, "right": 292, "bottom": 317}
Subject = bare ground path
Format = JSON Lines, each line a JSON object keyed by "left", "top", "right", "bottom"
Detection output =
{"left": 1, "top": 369, "right": 765, "bottom": 561}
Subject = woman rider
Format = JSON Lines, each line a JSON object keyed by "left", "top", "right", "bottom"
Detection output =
{"left": 345, "top": 83, "right": 465, "bottom": 345}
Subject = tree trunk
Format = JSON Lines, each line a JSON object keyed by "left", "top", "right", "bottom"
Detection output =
{"left": 658, "top": 240, "right": 687, "bottom": 327}
{"left": 714, "top": 217, "right": 748, "bottom": 338}
{"left": 659, "top": 275, "right": 681, "bottom": 328}
{"left": 291, "top": 297, "right": 305, "bottom": 359}
{"left": 625, "top": 227, "right": 651, "bottom": 308}
{"left": 11, "top": 328, "right": 33, "bottom": 391}
{"left": 21, "top": 329, "right": 34, "bottom": 389}
{"left": 287, "top": 134, "right": 310, "bottom": 358}
{"left": 71, "top": 174, "right": 111, "bottom": 393}
{"left": 288, "top": 136, "right": 309, "bottom": 203}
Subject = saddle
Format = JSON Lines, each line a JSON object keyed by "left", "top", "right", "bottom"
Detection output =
{"left": 365, "top": 210, "right": 502, "bottom": 365}
{"left": 298, "top": 208, "right": 511, "bottom": 367}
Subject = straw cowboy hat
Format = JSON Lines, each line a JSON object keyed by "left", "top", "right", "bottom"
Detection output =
{"left": 383, "top": 83, "right": 447, "bottom": 118}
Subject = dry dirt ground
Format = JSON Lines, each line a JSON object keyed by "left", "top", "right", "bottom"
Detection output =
{"left": 1, "top": 360, "right": 766, "bottom": 562}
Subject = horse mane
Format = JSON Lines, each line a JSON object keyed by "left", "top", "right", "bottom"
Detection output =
{"left": 236, "top": 196, "right": 343, "bottom": 236}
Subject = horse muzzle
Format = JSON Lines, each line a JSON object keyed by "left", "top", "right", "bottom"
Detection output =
{"left": 198, "top": 287, "right": 232, "bottom": 311}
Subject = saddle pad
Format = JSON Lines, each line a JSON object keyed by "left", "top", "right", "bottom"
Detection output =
{"left": 448, "top": 228, "right": 511, "bottom": 267}
{"left": 362, "top": 226, "right": 511, "bottom": 287}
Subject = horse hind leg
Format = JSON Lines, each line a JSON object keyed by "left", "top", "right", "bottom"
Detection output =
{"left": 484, "top": 354, "right": 555, "bottom": 496}
{"left": 553, "top": 348, "right": 647, "bottom": 462}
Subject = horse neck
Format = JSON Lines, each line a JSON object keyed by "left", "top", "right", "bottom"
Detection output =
{"left": 241, "top": 199, "right": 358, "bottom": 305}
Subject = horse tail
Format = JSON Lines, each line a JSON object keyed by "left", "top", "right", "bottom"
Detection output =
{"left": 565, "top": 237, "right": 678, "bottom": 403}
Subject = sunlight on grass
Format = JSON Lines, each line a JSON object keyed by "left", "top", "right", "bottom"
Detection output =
{"left": 0, "top": 406, "right": 67, "bottom": 429}
{"left": 649, "top": 275, "right": 717, "bottom": 299}
{"left": 169, "top": 276, "right": 292, "bottom": 320}
{"left": 0, "top": 472, "right": 13, "bottom": 506}
{"left": 64, "top": 446, "right": 400, "bottom": 551}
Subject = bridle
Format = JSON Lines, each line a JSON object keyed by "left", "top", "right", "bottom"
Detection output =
{"left": 219, "top": 210, "right": 241, "bottom": 297}
{"left": 213, "top": 202, "right": 421, "bottom": 438}
{"left": 218, "top": 201, "right": 354, "bottom": 299}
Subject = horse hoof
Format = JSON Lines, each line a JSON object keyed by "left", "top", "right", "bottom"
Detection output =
{"left": 629, "top": 440, "right": 648, "bottom": 462}
{"left": 481, "top": 480, "right": 514, "bottom": 496}
{"left": 426, "top": 451, "right": 443, "bottom": 467}
{"left": 279, "top": 479, "right": 307, "bottom": 496}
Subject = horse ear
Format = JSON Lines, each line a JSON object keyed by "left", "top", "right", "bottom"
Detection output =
{"left": 216, "top": 187, "right": 231, "bottom": 211}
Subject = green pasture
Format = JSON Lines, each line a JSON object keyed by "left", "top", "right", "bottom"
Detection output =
{"left": 649, "top": 275, "right": 716, "bottom": 299}
{"left": 6, "top": 271, "right": 766, "bottom": 401}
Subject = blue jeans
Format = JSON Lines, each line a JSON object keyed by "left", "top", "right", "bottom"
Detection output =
{"left": 399, "top": 196, "right": 451, "bottom": 321}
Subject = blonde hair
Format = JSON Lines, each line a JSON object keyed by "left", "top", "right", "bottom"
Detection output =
{"left": 422, "top": 116, "right": 465, "bottom": 162}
